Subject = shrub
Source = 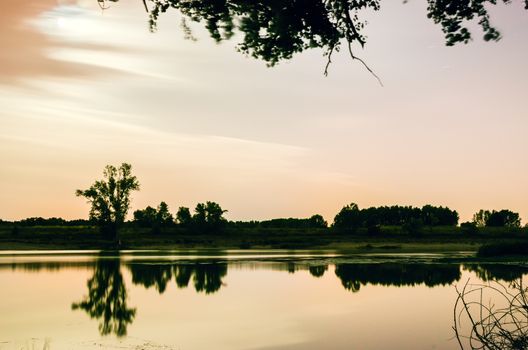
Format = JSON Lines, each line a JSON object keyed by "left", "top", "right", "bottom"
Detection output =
{"left": 402, "top": 218, "right": 424, "bottom": 237}
{"left": 460, "top": 222, "right": 478, "bottom": 235}
{"left": 477, "top": 242, "right": 528, "bottom": 257}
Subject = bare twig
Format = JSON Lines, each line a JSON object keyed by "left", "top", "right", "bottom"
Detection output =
{"left": 347, "top": 42, "right": 383, "bottom": 87}
{"left": 454, "top": 278, "right": 528, "bottom": 350}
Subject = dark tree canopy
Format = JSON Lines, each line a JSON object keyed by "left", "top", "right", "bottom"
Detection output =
{"left": 333, "top": 202, "right": 362, "bottom": 232}
{"left": 176, "top": 206, "right": 193, "bottom": 227}
{"left": 332, "top": 203, "right": 459, "bottom": 232}
{"left": 191, "top": 201, "right": 228, "bottom": 233}
{"left": 133, "top": 201, "right": 174, "bottom": 232}
{"left": 76, "top": 163, "right": 140, "bottom": 240}
{"left": 98, "top": 0, "right": 527, "bottom": 76}
{"left": 472, "top": 209, "right": 521, "bottom": 228}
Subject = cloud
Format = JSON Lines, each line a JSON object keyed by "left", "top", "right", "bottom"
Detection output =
{"left": 0, "top": 0, "right": 130, "bottom": 85}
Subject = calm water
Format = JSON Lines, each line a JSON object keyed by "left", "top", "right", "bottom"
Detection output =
{"left": 1, "top": 251, "right": 527, "bottom": 350}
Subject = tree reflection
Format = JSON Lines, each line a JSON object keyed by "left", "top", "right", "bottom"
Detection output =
{"left": 334, "top": 263, "right": 461, "bottom": 292}
{"left": 463, "top": 264, "right": 528, "bottom": 283}
{"left": 454, "top": 278, "right": 528, "bottom": 350}
{"left": 128, "top": 262, "right": 228, "bottom": 294}
{"left": 72, "top": 256, "right": 136, "bottom": 337}
{"left": 129, "top": 263, "right": 173, "bottom": 293}
{"left": 309, "top": 265, "right": 328, "bottom": 278}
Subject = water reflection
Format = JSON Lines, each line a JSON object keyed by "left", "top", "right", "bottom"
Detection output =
{"left": 309, "top": 265, "right": 328, "bottom": 278}
{"left": 72, "top": 256, "right": 136, "bottom": 337}
{"left": 334, "top": 263, "right": 461, "bottom": 292}
{"left": 128, "top": 262, "right": 228, "bottom": 294}
{"left": 4, "top": 255, "right": 528, "bottom": 340}
{"left": 463, "top": 264, "right": 528, "bottom": 283}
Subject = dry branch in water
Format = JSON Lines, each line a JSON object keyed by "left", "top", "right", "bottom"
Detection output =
{"left": 453, "top": 278, "right": 528, "bottom": 350}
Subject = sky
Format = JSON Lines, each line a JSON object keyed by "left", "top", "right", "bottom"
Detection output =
{"left": 1, "top": 0, "right": 527, "bottom": 223}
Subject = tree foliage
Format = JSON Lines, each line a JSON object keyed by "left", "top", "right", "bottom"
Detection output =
{"left": 191, "top": 201, "right": 227, "bottom": 233}
{"left": 76, "top": 163, "right": 140, "bottom": 240}
{"left": 94, "top": 0, "right": 528, "bottom": 75}
{"left": 472, "top": 209, "right": 521, "bottom": 228}
{"left": 333, "top": 203, "right": 362, "bottom": 232}
{"left": 332, "top": 203, "right": 458, "bottom": 232}
{"left": 176, "top": 206, "right": 192, "bottom": 227}
{"left": 133, "top": 201, "right": 174, "bottom": 232}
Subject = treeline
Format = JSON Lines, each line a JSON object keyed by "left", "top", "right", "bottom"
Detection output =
{"left": 333, "top": 203, "right": 459, "bottom": 233}
{"left": 472, "top": 209, "right": 521, "bottom": 228}
{"left": 131, "top": 202, "right": 462, "bottom": 233}
{"left": 132, "top": 201, "right": 228, "bottom": 233}
{"left": 0, "top": 217, "right": 90, "bottom": 226}
{"left": 230, "top": 215, "right": 328, "bottom": 229}
{"left": 2, "top": 203, "right": 524, "bottom": 234}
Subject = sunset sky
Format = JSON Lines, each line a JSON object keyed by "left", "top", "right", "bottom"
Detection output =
{"left": 1, "top": 0, "right": 527, "bottom": 223}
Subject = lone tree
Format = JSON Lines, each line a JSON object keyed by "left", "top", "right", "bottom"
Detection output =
{"left": 76, "top": 163, "right": 140, "bottom": 241}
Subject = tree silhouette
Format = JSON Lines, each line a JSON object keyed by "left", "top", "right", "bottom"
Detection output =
{"left": 72, "top": 257, "right": 136, "bottom": 337}
{"left": 191, "top": 201, "right": 227, "bottom": 233}
{"left": 472, "top": 209, "right": 522, "bottom": 228}
{"left": 99, "top": 0, "right": 527, "bottom": 77}
{"left": 76, "top": 163, "right": 140, "bottom": 241}
{"left": 176, "top": 206, "right": 192, "bottom": 227}
{"left": 333, "top": 202, "right": 362, "bottom": 233}
{"left": 133, "top": 201, "right": 174, "bottom": 233}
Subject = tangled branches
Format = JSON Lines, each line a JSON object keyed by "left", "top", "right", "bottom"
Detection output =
{"left": 453, "top": 278, "right": 528, "bottom": 350}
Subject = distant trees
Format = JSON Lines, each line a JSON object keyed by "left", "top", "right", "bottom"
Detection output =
{"left": 175, "top": 206, "right": 192, "bottom": 227}
{"left": 333, "top": 203, "right": 362, "bottom": 232}
{"left": 133, "top": 206, "right": 157, "bottom": 227}
{"left": 8, "top": 217, "right": 90, "bottom": 226}
{"left": 257, "top": 215, "right": 328, "bottom": 229}
{"left": 332, "top": 203, "right": 459, "bottom": 232}
{"left": 190, "top": 201, "right": 228, "bottom": 233}
{"left": 460, "top": 222, "right": 478, "bottom": 235}
{"left": 133, "top": 202, "right": 174, "bottom": 233}
{"left": 472, "top": 209, "right": 521, "bottom": 228}
{"left": 76, "top": 163, "right": 140, "bottom": 240}
{"left": 472, "top": 210, "right": 490, "bottom": 228}
{"left": 308, "top": 215, "right": 328, "bottom": 228}
{"left": 133, "top": 201, "right": 228, "bottom": 233}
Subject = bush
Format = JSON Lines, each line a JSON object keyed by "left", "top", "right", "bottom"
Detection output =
{"left": 460, "top": 222, "right": 478, "bottom": 235}
{"left": 367, "top": 224, "right": 381, "bottom": 235}
{"left": 477, "top": 242, "right": 528, "bottom": 257}
{"left": 402, "top": 218, "right": 424, "bottom": 237}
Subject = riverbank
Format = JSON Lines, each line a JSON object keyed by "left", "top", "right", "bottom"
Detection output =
{"left": 1, "top": 225, "right": 527, "bottom": 253}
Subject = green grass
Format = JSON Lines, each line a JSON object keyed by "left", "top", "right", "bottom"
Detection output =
{"left": 0, "top": 224, "right": 527, "bottom": 252}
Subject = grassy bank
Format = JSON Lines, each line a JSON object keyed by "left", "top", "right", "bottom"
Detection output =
{"left": 1, "top": 225, "right": 527, "bottom": 253}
